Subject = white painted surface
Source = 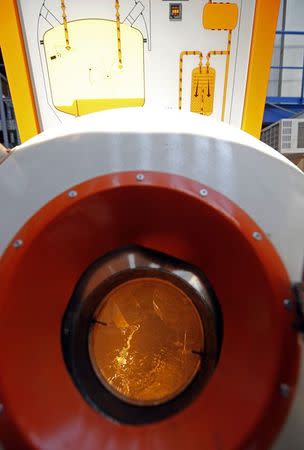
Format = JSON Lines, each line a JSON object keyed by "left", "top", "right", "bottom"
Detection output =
{"left": 0, "top": 108, "right": 304, "bottom": 285}
{"left": 16, "top": 0, "right": 255, "bottom": 129}
{"left": 272, "top": 343, "right": 304, "bottom": 450}
{"left": 0, "top": 108, "right": 304, "bottom": 449}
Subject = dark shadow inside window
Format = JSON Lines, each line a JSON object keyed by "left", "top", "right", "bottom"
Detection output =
{"left": 0, "top": 48, "right": 21, "bottom": 148}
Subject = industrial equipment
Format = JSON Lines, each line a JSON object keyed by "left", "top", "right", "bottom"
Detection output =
{"left": 1, "top": 1, "right": 301, "bottom": 449}
{"left": 261, "top": 117, "right": 304, "bottom": 155}
{"left": 0, "top": 108, "right": 303, "bottom": 450}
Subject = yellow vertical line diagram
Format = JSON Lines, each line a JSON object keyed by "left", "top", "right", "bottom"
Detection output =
{"left": 61, "top": 0, "right": 71, "bottom": 50}
{"left": 190, "top": 65, "right": 215, "bottom": 116}
{"left": 0, "top": 0, "right": 40, "bottom": 141}
{"left": 200, "top": 87, "right": 205, "bottom": 115}
{"left": 179, "top": 51, "right": 203, "bottom": 110}
{"left": 222, "top": 30, "right": 232, "bottom": 121}
{"left": 115, "top": 0, "right": 123, "bottom": 68}
{"left": 206, "top": 33, "right": 231, "bottom": 121}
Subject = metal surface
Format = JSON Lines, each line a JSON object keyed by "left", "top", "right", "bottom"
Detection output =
{"left": 0, "top": 75, "right": 9, "bottom": 148}
{"left": 199, "top": 188, "right": 208, "bottom": 197}
{"left": 62, "top": 246, "right": 221, "bottom": 423}
{"left": 71, "top": 246, "right": 217, "bottom": 303}
{"left": 12, "top": 239, "right": 23, "bottom": 248}
{"left": 301, "top": 52, "right": 304, "bottom": 104}
{"left": 0, "top": 169, "right": 299, "bottom": 450}
{"left": 68, "top": 190, "right": 78, "bottom": 198}
{"left": 283, "top": 298, "right": 293, "bottom": 311}
{"left": 294, "top": 282, "right": 304, "bottom": 335}
{"left": 267, "top": 96, "right": 304, "bottom": 104}
{"left": 272, "top": 348, "right": 304, "bottom": 450}
{"left": 267, "top": 30, "right": 304, "bottom": 111}
{"left": 278, "top": 0, "right": 287, "bottom": 98}
{"left": 280, "top": 384, "right": 290, "bottom": 398}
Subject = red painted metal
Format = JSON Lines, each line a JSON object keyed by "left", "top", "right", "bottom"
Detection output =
{"left": 0, "top": 171, "right": 300, "bottom": 450}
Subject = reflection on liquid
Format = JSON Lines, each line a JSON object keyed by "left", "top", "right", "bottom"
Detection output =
{"left": 89, "top": 277, "right": 204, "bottom": 405}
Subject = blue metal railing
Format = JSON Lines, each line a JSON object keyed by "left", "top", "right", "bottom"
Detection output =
{"left": 264, "top": 30, "right": 304, "bottom": 124}
{"left": 276, "top": 30, "right": 304, "bottom": 35}
{"left": 268, "top": 30, "right": 304, "bottom": 104}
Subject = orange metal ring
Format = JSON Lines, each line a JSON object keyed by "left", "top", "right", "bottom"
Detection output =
{"left": 0, "top": 171, "right": 300, "bottom": 450}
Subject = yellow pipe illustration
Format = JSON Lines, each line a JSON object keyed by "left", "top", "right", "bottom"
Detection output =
{"left": 179, "top": 51, "right": 203, "bottom": 110}
{"left": 206, "top": 30, "right": 231, "bottom": 120}
{"left": 60, "top": 0, "right": 71, "bottom": 50}
{"left": 115, "top": 0, "right": 123, "bottom": 69}
{"left": 191, "top": 65, "right": 216, "bottom": 116}
{"left": 203, "top": 1, "right": 238, "bottom": 30}
{"left": 200, "top": 88, "right": 205, "bottom": 115}
{"left": 222, "top": 30, "right": 232, "bottom": 121}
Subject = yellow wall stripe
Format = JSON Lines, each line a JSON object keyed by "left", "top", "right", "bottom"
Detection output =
{"left": 0, "top": 0, "right": 40, "bottom": 142}
{"left": 242, "top": 0, "right": 281, "bottom": 138}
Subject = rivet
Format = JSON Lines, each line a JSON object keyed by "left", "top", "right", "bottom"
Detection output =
{"left": 136, "top": 174, "right": 145, "bottom": 181}
{"left": 200, "top": 189, "right": 208, "bottom": 197}
{"left": 283, "top": 299, "right": 293, "bottom": 311}
{"left": 280, "top": 383, "right": 290, "bottom": 398}
{"left": 68, "top": 190, "right": 78, "bottom": 198}
{"left": 13, "top": 239, "right": 23, "bottom": 249}
{"left": 252, "top": 231, "right": 262, "bottom": 241}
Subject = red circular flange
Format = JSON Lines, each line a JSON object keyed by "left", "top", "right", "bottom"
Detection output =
{"left": 0, "top": 171, "right": 300, "bottom": 450}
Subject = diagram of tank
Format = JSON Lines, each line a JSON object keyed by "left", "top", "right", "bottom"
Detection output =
{"left": 35, "top": 0, "right": 241, "bottom": 123}
{"left": 178, "top": 0, "right": 239, "bottom": 120}
{"left": 37, "top": 1, "right": 151, "bottom": 118}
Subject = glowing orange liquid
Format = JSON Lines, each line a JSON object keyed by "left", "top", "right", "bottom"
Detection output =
{"left": 89, "top": 278, "right": 204, "bottom": 405}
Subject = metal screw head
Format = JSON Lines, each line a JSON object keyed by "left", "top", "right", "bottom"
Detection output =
{"left": 199, "top": 189, "right": 208, "bottom": 197}
{"left": 252, "top": 231, "right": 262, "bottom": 241}
{"left": 283, "top": 298, "right": 293, "bottom": 311}
{"left": 136, "top": 173, "right": 145, "bottom": 181}
{"left": 68, "top": 190, "right": 78, "bottom": 198}
{"left": 280, "top": 383, "right": 290, "bottom": 398}
{"left": 13, "top": 239, "right": 23, "bottom": 249}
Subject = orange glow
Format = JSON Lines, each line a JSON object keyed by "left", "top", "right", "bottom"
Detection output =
{"left": 89, "top": 277, "right": 204, "bottom": 405}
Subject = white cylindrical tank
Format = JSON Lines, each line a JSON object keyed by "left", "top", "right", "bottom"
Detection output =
{"left": 0, "top": 109, "right": 303, "bottom": 450}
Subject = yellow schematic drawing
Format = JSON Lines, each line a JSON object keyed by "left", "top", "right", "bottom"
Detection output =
{"left": 60, "top": 0, "right": 71, "bottom": 50}
{"left": 43, "top": 19, "right": 145, "bottom": 116}
{"left": 199, "top": 1, "right": 239, "bottom": 120}
{"left": 191, "top": 66, "right": 215, "bottom": 115}
{"left": 179, "top": 2, "right": 238, "bottom": 120}
{"left": 203, "top": 1, "right": 238, "bottom": 30}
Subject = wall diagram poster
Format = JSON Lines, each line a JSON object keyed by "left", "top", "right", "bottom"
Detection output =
{"left": 17, "top": 0, "right": 256, "bottom": 129}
